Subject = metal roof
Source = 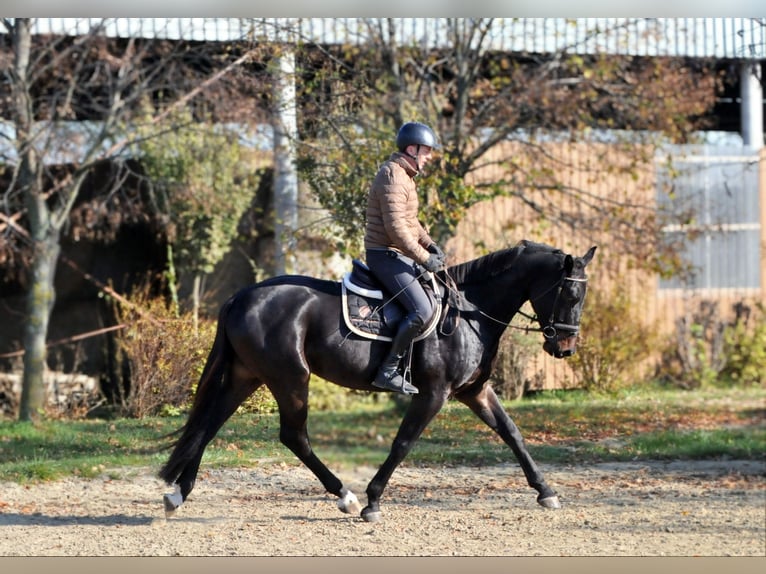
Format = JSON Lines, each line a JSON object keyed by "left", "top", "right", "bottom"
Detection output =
{"left": 20, "top": 17, "right": 766, "bottom": 60}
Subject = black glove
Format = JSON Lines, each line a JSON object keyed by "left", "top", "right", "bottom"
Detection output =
{"left": 423, "top": 253, "right": 445, "bottom": 273}
{"left": 427, "top": 243, "right": 445, "bottom": 259}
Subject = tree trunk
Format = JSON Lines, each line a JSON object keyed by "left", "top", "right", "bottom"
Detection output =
{"left": 19, "top": 234, "right": 60, "bottom": 421}
{"left": 192, "top": 273, "right": 201, "bottom": 335}
{"left": 272, "top": 47, "right": 298, "bottom": 275}
{"left": 11, "top": 18, "right": 57, "bottom": 422}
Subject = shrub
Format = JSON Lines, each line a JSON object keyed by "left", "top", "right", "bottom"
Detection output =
{"left": 490, "top": 328, "right": 543, "bottom": 400}
{"left": 657, "top": 299, "right": 764, "bottom": 388}
{"left": 720, "top": 302, "right": 766, "bottom": 386}
{"left": 114, "top": 291, "right": 278, "bottom": 417}
{"left": 658, "top": 299, "right": 726, "bottom": 388}
{"left": 116, "top": 293, "right": 371, "bottom": 417}
{"left": 230, "top": 386, "right": 278, "bottom": 415}
{"left": 567, "top": 283, "right": 658, "bottom": 394}
{"left": 114, "top": 294, "right": 216, "bottom": 418}
{"left": 308, "top": 375, "right": 383, "bottom": 411}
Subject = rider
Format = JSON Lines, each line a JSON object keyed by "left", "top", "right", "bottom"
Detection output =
{"left": 364, "top": 121, "right": 447, "bottom": 395}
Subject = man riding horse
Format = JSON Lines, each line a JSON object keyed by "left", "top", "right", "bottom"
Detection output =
{"left": 364, "top": 121, "right": 447, "bottom": 395}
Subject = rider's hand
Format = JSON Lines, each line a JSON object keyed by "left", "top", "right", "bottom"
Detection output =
{"left": 424, "top": 253, "right": 445, "bottom": 273}
{"left": 427, "top": 244, "right": 445, "bottom": 259}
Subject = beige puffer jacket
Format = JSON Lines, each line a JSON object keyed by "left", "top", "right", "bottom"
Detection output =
{"left": 364, "top": 152, "right": 434, "bottom": 264}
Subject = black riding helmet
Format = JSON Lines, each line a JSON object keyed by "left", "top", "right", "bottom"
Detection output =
{"left": 396, "top": 122, "right": 440, "bottom": 152}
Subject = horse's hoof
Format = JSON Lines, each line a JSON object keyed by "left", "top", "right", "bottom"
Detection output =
{"left": 337, "top": 488, "right": 362, "bottom": 515}
{"left": 537, "top": 495, "right": 561, "bottom": 509}
{"left": 163, "top": 486, "right": 183, "bottom": 518}
{"left": 361, "top": 507, "right": 382, "bottom": 523}
{"left": 163, "top": 495, "right": 178, "bottom": 518}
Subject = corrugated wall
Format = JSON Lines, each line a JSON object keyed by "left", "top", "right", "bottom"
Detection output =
{"left": 447, "top": 143, "right": 764, "bottom": 390}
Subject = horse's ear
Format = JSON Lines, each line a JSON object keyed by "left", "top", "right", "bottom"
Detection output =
{"left": 582, "top": 246, "right": 597, "bottom": 266}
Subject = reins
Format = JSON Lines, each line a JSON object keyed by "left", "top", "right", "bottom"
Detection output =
{"left": 434, "top": 268, "right": 587, "bottom": 339}
{"left": 356, "top": 261, "right": 587, "bottom": 341}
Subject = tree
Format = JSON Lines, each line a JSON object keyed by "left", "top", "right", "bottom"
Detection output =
{"left": 272, "top": 46, "right": 299, "bottom": 275}
{"left": 134, "top": 104, "right": 262, "bottom": 329}
{"left": 0, "top": 18, "right": 265, "bottom": 420}
{"left": 295, "top": 18, "right": 722, "bottom": 270}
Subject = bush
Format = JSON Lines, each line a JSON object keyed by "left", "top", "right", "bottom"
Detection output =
{"left": 117, "top": 296, "right": 282, "bottom": 418}
{"left": 658, "top": 299, "right": 726, "bottom": 388}
{"left": 116, "top": 293, "right": 379, "bottom": 417}
{"left": 567, "top": 283, "right": 658, "bottom": 394}
{"left": 114, "top": 294, "right": 216, "bottom": 418}
{"left": 657, "top": 300, "right": 764, "bottom": 388}
{"left": 490, "top": 328, "right": 543, "bottom": 400}
{"left": 720, "top": 302, "right": 766, "bottom": 386}
{"left": 308, "top": 375, "right": 384, "bottom": 411}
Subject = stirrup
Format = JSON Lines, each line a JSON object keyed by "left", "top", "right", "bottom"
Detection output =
{"left": 372, "top": 371, "right": 419, "bottom": 395}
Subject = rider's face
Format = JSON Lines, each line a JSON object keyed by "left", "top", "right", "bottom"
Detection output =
{"left": 407, "top": 144, "right": 434, "bottom": 169}
{"left": 418, "top": 146, "right": 434, "bottom": 166}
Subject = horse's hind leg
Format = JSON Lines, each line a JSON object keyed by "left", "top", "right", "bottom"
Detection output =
{"left": 164, "top": 362, "right": 261, "bottom": 516}
{"left": 456, "top": 385, "right": 561, "bottom": 508}
{"left": 269, "top": 378, "right": 361, "bottom": 516}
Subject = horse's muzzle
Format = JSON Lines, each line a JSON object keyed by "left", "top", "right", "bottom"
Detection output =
{"left": 544, "top": 334, "right": 578, "bottom": 358}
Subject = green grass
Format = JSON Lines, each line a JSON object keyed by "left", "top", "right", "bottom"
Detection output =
{"left": 0, "top": 384, "right": 763, "bottom": 483}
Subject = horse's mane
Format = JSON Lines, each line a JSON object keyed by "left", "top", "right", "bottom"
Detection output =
{"left": 448, "top": 239, "right": 563, "bottom": 285}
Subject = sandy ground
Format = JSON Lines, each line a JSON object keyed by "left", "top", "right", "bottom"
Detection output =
{"left": 0, "top": 459, "right": 763, "bottom": 557}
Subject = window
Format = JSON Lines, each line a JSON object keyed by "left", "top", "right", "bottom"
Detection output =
{"left": 657, "top": 147, "right": 761, "bottom": 291}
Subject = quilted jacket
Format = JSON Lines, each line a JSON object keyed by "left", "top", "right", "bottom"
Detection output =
{"left": 363, "top": 152, "right": 434, "bottom": 264}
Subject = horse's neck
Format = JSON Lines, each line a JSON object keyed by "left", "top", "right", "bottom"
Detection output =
{"left": 461, "top": 277, "right": 527, "bottom": 328}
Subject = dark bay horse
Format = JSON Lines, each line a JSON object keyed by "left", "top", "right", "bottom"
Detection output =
{"left": 159, "top": 239, "right": 596, "bottom": 522}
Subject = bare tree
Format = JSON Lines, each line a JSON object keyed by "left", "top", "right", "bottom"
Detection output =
{"left": 296, "top": 18, "right": 722, "bottom": 268}
{"left": 0, "top": 18, "right": 265, "bottom": 420}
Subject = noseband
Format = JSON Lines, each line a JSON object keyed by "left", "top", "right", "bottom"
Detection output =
{"left": 536, "top": 275, "right": 588, "bottom": 341}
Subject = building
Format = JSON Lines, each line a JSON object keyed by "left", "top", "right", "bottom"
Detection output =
{"left": 2, "top": 18, "right": 764, "bottom": 397}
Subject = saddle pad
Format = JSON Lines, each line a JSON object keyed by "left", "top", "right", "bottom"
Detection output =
{"left": 340, "top": 274, "right": 442, "bottom": 342}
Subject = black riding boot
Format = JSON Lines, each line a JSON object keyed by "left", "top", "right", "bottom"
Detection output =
{"left": 372, "top": 315, "right": 423, "bottom": 395}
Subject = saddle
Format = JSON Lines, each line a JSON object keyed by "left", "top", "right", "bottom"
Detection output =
{"left": 340, "top": 259, "right": 442, "bottom": 342}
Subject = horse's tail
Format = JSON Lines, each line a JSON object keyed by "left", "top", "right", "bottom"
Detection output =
{"left": 157, "top": 295, "right": 236, "bottom": 485}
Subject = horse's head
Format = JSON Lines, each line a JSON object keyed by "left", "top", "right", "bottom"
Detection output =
{"left": 529, "top": 246, "right": 597, "bottom": 358}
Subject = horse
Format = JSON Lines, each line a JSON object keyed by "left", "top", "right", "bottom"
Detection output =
{"left": 158, "top": 239, "right": 597, "bottom": 523}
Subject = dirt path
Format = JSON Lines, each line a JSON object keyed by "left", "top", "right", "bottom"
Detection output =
{"left": 0, "top": 459, "right": 763, "bottom": 556}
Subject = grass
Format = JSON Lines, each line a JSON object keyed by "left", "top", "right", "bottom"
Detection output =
{"left": 0, "top": 383, "right": 763, "bottom": 483}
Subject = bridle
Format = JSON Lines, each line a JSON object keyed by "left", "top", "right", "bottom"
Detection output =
{"left": 528, "top": 275, "right": 588, "bottom": 341}
{"left": 437, "top": 270, "right": 588, "bottom": 341}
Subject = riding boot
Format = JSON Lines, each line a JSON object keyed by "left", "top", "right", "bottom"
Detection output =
{"left": 372, "top": 315, "right": 423, "bottom": 395}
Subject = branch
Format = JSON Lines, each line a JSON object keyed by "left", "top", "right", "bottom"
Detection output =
{"left": 59, "top": 255, "right": 161, "bottom": 325}
{"left": 95, "top": 47, "right": 260, "bottom": 162}
{"left": 0, "top": 324, "right": 127, "bottom": 359}
{"left": 0, "top": 210, "right": 27, "bottom": 236}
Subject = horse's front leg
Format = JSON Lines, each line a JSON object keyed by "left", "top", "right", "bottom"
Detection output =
{"left": 456, "top": 384, "right": 561, "bottom": 508}
{"left": 362, "top": 392, "right": 446, "bottom": 523}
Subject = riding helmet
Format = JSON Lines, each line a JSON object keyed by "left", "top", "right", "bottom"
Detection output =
{"left": 396, "top": 122, "right": 440, "bottom": 151}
